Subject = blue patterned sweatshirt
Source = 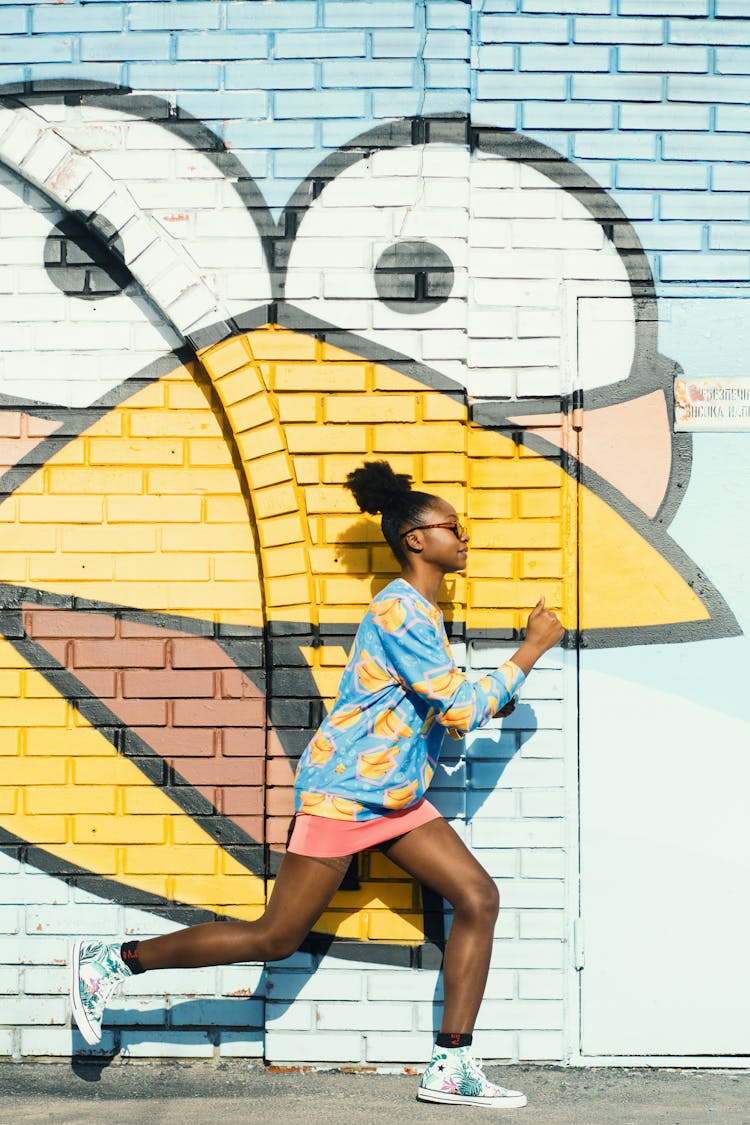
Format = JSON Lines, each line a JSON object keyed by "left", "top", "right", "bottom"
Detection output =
{"left": 294, "top": 578, "right": 525, "bottom": 821}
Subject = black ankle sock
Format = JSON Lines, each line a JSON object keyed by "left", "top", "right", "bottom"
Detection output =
{"left": 436, "top": 1032, "right": 473, "bottom": 1049}
{"left": 120, "top": 940, "right": 146, "bottom": 975}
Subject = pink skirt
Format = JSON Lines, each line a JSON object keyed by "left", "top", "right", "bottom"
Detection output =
{"left": 287, "top": 797, "right": 442, "bottom": 858}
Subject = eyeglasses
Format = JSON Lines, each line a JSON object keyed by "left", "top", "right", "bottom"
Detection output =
{"left": 400, "top": 520, "right": 467, "bottom": 540}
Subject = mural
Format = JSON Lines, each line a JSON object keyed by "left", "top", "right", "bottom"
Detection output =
{"left": 0, "top": 93, "right": 739, "bottom": 964}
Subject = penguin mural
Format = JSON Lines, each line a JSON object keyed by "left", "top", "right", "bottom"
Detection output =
{"left": 0, "top": 94, "right": 738, "bottom": 965}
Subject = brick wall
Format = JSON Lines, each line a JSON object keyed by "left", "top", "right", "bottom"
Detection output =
{"left": 0, "top": 0, "right": 745, "bottom": 1065}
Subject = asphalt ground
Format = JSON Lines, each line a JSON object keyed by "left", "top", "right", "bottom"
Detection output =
{"left": 0, "top": 1061, "right": 747, "bottom": 1125}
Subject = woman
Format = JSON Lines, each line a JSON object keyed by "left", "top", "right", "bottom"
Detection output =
{"left": 71, "top": 460, "right": 564, "bottom": 1109}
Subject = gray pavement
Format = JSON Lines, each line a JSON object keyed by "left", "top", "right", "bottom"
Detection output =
{"left": 0, "top": 1061, "right": 748, "bottom": 1125}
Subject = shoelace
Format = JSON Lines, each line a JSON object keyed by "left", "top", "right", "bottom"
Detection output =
{"left": 464, "top": 1056, "right": 508, "bottom": 1095}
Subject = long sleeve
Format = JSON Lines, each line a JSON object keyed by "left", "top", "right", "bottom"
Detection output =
{"left": 373, "top": 595, "right": 524, "bottom": 735}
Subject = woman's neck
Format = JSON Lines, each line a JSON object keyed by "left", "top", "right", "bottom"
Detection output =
{"left": 399, "top": 565, "right": 443, "bottom": 608}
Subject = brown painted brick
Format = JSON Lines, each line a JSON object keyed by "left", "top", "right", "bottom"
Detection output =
{"left": 117, "top": 701, "right": 169, "bottom": 726}
{"left": 225, "top": 815, "right": 264, "bottom": 840}
{"left": 219, "top": 668, "right": 264, "bottom": 701}
{"left": 72, "top": 639, "right": 168, "bottom": 668}
{"left": 168, "top": 757, "right": 263, "bottom": 787}
{"left": 266, "top": 815, "right": 294, "bottom": 845}
{"left": 23, "top": 606, "right": 116, "bottom": 639}
{"left": 148, "top": 728, "right": 216, "bottom": 757}
{"left": 70, "top": 670, "right": 116, "bottom": 699}
{"left": 222, "top": 728, "right": 266, "bottom": 756}
{"left": 220, "top": 787, "right": 265, "bottom": 817}
{"left": 122, "top": 669, "right": 215, "bottom": 699}
{"left": 173, "top": 698, "right": 265, "bottom": 727}
{"left": 170, "top": 637, "right": 237, "bottom": 669}
{"left": 265, "top": 758, "right": 297, "bottom": 787}
{"left": 265, "top": 787, "right": 299, "bottom": 816}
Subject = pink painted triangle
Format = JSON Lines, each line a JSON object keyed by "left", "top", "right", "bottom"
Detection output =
{"left": 508, "top": 390, "right": 672, "bottom": 519}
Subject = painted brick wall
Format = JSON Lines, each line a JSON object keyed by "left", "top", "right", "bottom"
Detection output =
{"left": 0, "top": 0, "right": 747, "bottom": 1067}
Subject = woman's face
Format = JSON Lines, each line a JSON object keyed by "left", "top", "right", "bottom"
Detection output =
{"left": 403, "top": 499, "right": 469, "bottom": 573}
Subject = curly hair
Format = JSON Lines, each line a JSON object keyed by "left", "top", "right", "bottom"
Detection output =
{"left": 344, "top": 460, "right": 439, "bottom": 565}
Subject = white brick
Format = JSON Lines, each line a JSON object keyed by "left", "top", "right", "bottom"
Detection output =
{"left": 2, "top": 996, "right": 68, "bottom": 1024}
{"left": 22, "top": 965, "right": 67, "bottom": 994}
{"left": 265, "top": 969, "right": 362, "bottom": 1002}
{"left": 266, "top": 1030, "right": 362, "bottom": 1063}
{"left": 218, "top": 964, "right": 266, "bottom": 994}
{"left": 219, "top": 1031, "right": 264, "bottom": 1057}
{"left": 364, "top": 1031, "right": 433, "bottom": 1063}
{"left": 519, "top": 970, "right": 564, "bottom": 1000}
{"left": 65, "top": 171, "right": 116, "bottom": 219}
{"left": 520, "top": 730, "right": 566, "bottom": 757}
{"left": 467, "top": 788, "right": 516, "bottom": 817}
{"left": 22, "top": 133, "right": 70, "bottom": 187}
{"left": 521, "top": 849, "right": 567, "bottom": 879}
{"left": 105, "top": 998, "right": 169, "bottom": 1026}
{"left": 0, "top": 1029, "right": 13, "bottom": 1056}
{"left": 265, "top": 1001, "right": 314, "bottom": 1030}
{"left": 0, "top": 936, "right": 68, "bottom": 965}
{"left": 521, "top": 789, "right": 566, "bottom": 817}
{"left": 0, "top": 118, "right": 44, "bottom": 168}
{"left": 26, "top": 904, "right": 120, "bottom": 935}
{"left": 472, "top": 1031, "right": 516, "bottom": 1059}
{"left": 0, "top": 966, "right": 20, "bottom": 993}
{"left": 23, "top": 1025, "right": 114, "bottom": 1056}
{"left": 500, "top": 881, "right": 565, "bottom": 910}
{"left": 491, "top": 940, "right": 564, "bottom": 969}
{"left": 518, "top": 1029, "right": 564, "bottom": 1060}
{"left": 472, "top": 818, "right": 565, "bottom": 849}
{"left": 519, "top": 909, "right": 566, "bottom": 938}
{"left": 121, "top": 1032, "right": 214, "bottom": 1058}
{"left": 367, "top": 969, "right": 439, "bottom": 1002}
{"left": 0, "top": 907, "right": 19, "bottom": 934}
{"left": 476, "top": 850, "right": 520, "bottom": 879}
{"left": 125, "top": 966, "right": 219, "bottom": 997}
{"left": 316, "top": 1001, "right": 413, "bottom": 1032}
{"left": 476, "top": 999, "right": 563, "bottom": 1030}
{"left": 474, "top": 760, "right": 562, "bottom": 787}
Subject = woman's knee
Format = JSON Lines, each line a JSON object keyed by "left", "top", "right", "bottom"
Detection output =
{"left": 452, "top": 873, "right": 500, "bottom": 923}
{"left": 251, "top": 924, "right": 305, "bottom": 963}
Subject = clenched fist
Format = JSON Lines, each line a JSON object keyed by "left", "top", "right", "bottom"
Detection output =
{"left": 525, "top": 597, "right": 565, "bottom": 654}
{"left": 509, "top": 597, "right": 565, "bottom": 677}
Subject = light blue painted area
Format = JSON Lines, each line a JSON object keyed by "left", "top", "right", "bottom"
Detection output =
{"left": 585, "top": 431, "right": 750, "bottom": 724}
{"left": 587, "top": 303, "right": 750, "bottom": 722}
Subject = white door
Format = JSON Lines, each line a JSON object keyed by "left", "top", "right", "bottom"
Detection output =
{"left": 578, "top": 662, "right": 750, "bottom": 1056}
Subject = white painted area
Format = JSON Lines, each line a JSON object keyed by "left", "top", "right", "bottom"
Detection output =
{"left": 578, "top": 667, "right": 750, "bottom": 1056}
{"left": 31, "top": 101, "right": 273, "bottom": 319}
{"left": 286, "top": 144, "right": 633, "bottom": 397}
{"left": 0, "top": 167, "right": 180, "bottom": 408}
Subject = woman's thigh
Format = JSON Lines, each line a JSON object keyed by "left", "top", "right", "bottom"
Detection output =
{"left": 261, "top": 851, "right": 349, "bottom": 945}
{"left": 381, "top": 816, "right": 498, "bottom": 912}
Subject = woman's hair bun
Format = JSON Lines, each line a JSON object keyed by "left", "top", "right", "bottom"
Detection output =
{"left": 344, "top": 460, "right": 412, "bottom": 515}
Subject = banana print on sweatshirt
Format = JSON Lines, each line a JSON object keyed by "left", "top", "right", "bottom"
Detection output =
{"left": 295, "top": 578, "right": 524, "bottom": 821}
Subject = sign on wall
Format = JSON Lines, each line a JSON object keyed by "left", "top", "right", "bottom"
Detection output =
{"left": 675, "top": 378, "right": 750, "bottom": 432}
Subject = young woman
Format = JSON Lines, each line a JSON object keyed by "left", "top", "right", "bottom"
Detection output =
{"left": 71, "top": 460, "right": 564, "bottom": 1109}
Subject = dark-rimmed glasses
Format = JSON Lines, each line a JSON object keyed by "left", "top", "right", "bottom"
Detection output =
{"left": 400, "top": 520, "right": 467, "bottom": 540}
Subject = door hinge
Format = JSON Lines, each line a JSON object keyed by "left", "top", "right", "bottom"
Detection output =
{"left": 573, "top": 917, "right": 585, "bottom": 970}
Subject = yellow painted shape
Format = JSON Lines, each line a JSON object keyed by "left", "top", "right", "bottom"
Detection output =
{"left": 579, "top": 486, "right": 710, "bottom": 628}
{"left": 0, "top": 363, "right": 263, "bottom": 627}
{"left": 0, "top": 640, "right": 265, "bottom": 918}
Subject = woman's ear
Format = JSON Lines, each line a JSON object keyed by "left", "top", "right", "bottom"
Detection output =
{"left": 403, "top": 529, "right": 424, "bottom": 554}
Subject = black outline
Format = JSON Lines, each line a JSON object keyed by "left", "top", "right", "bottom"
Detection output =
{"left": 0, "top": 90, "right": 740, "bottom": 958}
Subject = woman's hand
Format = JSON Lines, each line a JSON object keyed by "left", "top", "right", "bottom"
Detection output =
{"left": 509, "top": 597, "right": 565, "bottom": 677}
{"left": 525, "top": 597, "right": 565, "bottom": 653}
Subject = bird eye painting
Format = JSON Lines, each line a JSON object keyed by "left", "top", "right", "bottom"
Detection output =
{"left": 0, "top": 88, "right": 740, "bottom": 980}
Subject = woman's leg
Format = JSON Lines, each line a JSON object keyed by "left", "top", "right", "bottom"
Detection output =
{"left": 135, "top": 852, "right": 349, "bottom": 970}
{"left": 383, "top": 817, "right": 499, "bottom": 1034}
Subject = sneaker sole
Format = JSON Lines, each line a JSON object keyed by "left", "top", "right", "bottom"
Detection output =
{"left": 69, "top": 940, "right": 101, "bottom": 1046}
{"left": 417, "top": 1087, "right": 527, "bottom": 1109}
